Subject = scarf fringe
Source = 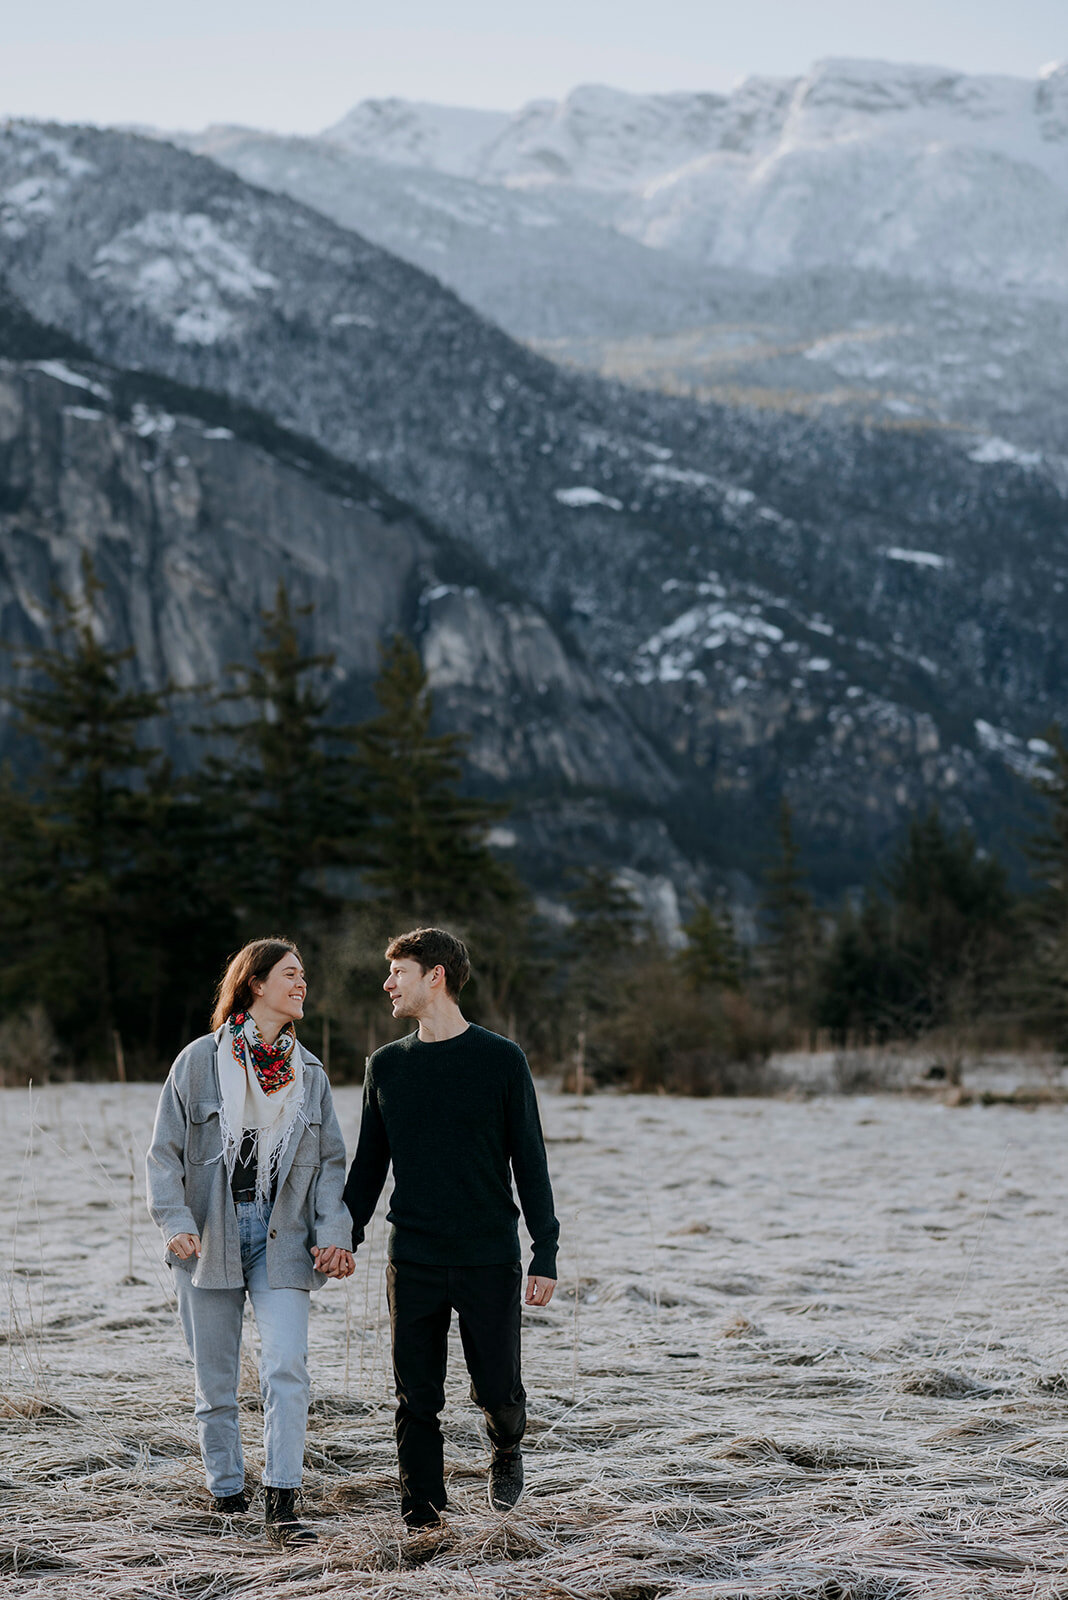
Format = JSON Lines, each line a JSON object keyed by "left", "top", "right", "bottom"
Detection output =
{"left": 216, "top": 1021, "right": 306, "bottom": 1211}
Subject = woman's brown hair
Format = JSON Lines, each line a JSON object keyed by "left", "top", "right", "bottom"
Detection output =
{"left": 210, "top": 939, "right": 303, "bottom": 1031}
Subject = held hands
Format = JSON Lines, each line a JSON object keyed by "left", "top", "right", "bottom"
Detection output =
{"left": 525, "top": 1275, "right": 556, "bottom": 1307}
{"left": 312, "top": 1245, "right": 356, "bottom": 1279}
{"left": 167, "top": 1234, "right": 354, "bottom": 1277}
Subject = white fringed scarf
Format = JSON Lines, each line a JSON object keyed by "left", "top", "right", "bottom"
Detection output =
{"left": 215, "top": 1013, "right": 305, "bottom": 1209}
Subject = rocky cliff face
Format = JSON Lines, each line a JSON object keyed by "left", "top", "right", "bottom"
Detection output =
{"left": 1, "top": 122, "right": 1066, "bottom": 905}
{"left": 0, "top": 350, "right": 673, "bottom": 895}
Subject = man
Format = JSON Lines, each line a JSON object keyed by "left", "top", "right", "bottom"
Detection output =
{"left": 343, "top": 926, "right": 559, "bottom": 1530}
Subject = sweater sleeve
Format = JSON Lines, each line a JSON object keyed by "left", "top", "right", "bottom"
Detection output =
{"left": 507, "top": 1053, "right": 560, "bottom": 1279}
{"left": 313, "top": 1079, "right": 355, "bottom": 1251}
{"left": 145, "top": 1067, "right": 199, "bottom": 1247}
{"left": 342, "top": 1062, "right": 392, "bottom": 1249}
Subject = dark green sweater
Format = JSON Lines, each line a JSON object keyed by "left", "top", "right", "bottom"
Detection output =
{"left": 343, "top": 1024, "right": 560, "bottom": 1278}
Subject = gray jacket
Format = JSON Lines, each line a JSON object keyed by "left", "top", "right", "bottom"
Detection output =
{"left": 145, "top": 1032, "right": 352, "bottom": 1291}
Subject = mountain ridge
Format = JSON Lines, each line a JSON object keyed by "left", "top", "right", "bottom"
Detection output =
{"left": 1, "top": 119, "right": 1065, "bottom": 903}
{"left": 171, "top": 58, "right": 1068, "bottom": 453}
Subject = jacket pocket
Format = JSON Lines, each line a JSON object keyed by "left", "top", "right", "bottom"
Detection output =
{"left": 291, "top": 1105, "right": 322, "bottom": 1168}
{"left": 186, "top": 1100, "right": 222, "bottom": 1165}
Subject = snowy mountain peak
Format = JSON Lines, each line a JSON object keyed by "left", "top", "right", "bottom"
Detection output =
{"left": 316, "top": 59, "right": 1067, "bottom": 198}
{"left": 478, "top": 82, "right": 732, "bottom": 190}
{"left": 785, "top": 57, "right": 1058, "bottom": 154}
{"left": 1036, "top": 61, "right": 1068, "bottom": 139}
{"left": 321, "top": 98, "right": 510, "bottom": 176}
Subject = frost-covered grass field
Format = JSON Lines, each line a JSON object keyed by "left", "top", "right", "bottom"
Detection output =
{"left": 3, "top": 1080, "right": 1068, "bottom": 1599}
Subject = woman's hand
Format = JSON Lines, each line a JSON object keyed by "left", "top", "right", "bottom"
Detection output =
{"left": 168, "top": 1233, "right": 201, "bottom": 1260}
{"left": 312, "top": 1245, "right": 355, "bottom": 1278}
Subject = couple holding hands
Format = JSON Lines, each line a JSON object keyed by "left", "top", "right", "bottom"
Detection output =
{"left": 146, "top": 927, "right": 559, "bottom": 1544}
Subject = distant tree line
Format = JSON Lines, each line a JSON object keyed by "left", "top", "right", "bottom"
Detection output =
{"left": 1, "top": 559, "right": 1066, "bottom": 1086}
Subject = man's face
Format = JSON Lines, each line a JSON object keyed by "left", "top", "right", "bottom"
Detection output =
{"left": 384, "top": 958, "right": 439, "bottom": 1019}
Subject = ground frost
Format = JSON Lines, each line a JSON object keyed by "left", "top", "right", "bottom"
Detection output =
{"left": 2, "top": 1083, "right": 1068, "bottom": 1597}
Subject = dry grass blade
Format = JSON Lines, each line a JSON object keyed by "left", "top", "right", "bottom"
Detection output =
{"left": 1, "top": 1084, "right": 1066, "bottom": 1599}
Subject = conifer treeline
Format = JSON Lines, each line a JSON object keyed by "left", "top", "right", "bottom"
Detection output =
{"left": 1, "top": 564, "right": 1066, "bottom": 1084}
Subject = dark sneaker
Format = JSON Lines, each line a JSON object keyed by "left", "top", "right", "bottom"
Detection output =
{"left": 263, "top": 1486, "right": 318, "bottom": 1545}
{"left": 211, "top": 1491, "right": 248, "bottom": 1516}
{"left": 488, "top": 1447, "right": 524, "bottom": 1511}
{"left": 403, "top": 1502, "right": 444, "bottom": 1532}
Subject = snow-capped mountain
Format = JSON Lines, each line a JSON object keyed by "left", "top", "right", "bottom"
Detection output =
{"left": 168, "top": 59, "right": 1068, "bottom": 453}
{"left": 623, "top": 60, "right": 1068, "bottom": 293}
{"left": 476, "top": 84, "right": 745, "bottom": 190}
{"left": 322, "top": 99, "right": 510, "bottom": 176}
{"left": 313, "top": 60, "right": 1068, "bottom": 293}
{"left": 2, "top": 119, "right": 1067, "bottom": 904}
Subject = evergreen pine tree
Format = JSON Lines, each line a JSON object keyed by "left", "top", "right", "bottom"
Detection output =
{"left": 680, "top": 900, "right": 742, "bottom": 992}
{"left": 356, "top": 634, "right": 519, "bottom": 923}
{"left": 566, "top": 867, "right": 644, "bottom": 963}
{"left": 816, "top": 893, "right": 916, "bottom": 1041}
{"left": 1021, "top": 728, "right": 1068, "bottom": 1050}
{"left": 200, "top": 582, "right": 363, "bottom": 934}
{"left": 883, "top": 807, "right": 1014, "bottom": 1030}
{"left": 0, "top": 556, "right": 206, "bottom": 1062}
{"left": 759, "top": 796, "right": 818, "bottom": 1020}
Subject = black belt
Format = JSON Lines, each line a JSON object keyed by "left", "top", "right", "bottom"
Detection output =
{"left": 233, "top": 1188, "right": 258, "bottom": 1203}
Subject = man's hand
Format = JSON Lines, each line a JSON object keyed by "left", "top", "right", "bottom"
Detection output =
{"left": 168, "top": 1233, "right": 201, "bottom": 1260}
{"left": 313, "top": 1245, "right": 356, "bottom": 1278}
{"left": 525, "top": 1276, "right": 556, "bottom": 1306}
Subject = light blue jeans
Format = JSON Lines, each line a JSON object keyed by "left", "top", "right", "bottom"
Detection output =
{"left": 174, "top": 1201, "right": 311, "bottom": 1495}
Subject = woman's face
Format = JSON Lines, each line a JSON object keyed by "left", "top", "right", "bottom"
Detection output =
{"left": 252, "top": 953, "right": 307, "bottom": 1024}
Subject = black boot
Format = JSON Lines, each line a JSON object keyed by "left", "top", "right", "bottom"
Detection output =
{"left": 263, "top": 1486, "right": 317, "bottom": 1545}
{"left": 403, "top": 1502, "right": 444, "bottom": 1531}
{"left": 488, "top": 1447, "right": 524, "bottom": 1511}
{"left": 211, "top": 1491, "right": 248, "bottom": 1517}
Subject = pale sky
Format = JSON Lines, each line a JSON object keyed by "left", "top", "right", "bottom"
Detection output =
{"left": 2, "top": 0, "right": 1064, "bottom": 134}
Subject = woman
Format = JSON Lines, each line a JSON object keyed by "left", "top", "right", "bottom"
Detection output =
{"left": 146, "top": 938, "right": 354, "bottom": 1544}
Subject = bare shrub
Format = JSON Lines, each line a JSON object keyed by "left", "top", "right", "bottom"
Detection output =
{"left": 832, "top": 1048, "right": 908, "bottom": 1094}
{"left": 583, "top": 958, "right": 781, "bottom": 1095}
{"left": 0, "top": 1006, "right": 64, "bottom": 1086}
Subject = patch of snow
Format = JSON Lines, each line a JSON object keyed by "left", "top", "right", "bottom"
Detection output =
{"left": 91, "top": 211, "right": 279, "bottom": 346}
{"left": 555, "top": 486, "right": 624, "bottom": 510}
{"left": 423, "top": 583, "right": 462, "bottom": 602}
{"left": 131, "top": 403, "right": 176, "bottom": 438}
{"left": 807, "top": 658, "right": 832, "bottom": 671}
{"left": 330, "top": 311, "right": 377, "bottom": 328}
{"left": 975, "top": 719, "right": 1051, "bottom": 779}
{"left": 646, "top": 462, "right": 714, "bottom": 488}
{"left": 14, "top": 129, "right": 95, "bottom": 179}
{"left": 486, "top": 826, "right": 517, "bottom": 849}
{"left": 967, "top": 436, "right": 1043, "bottom": 467}
{"left": 31, "top": 361, "right": 111, "bottom": 399}
{"left": 0, "top": 133, "right": 94, "bottom": 237}
{"left": 633, "top": 600, "right": 786, "bottom": 684}
{"left": 808, "top": 618, "right": 834, "bottom": 636}
{"left": 884, "top": 547, "right": 947, "bottom": 569}
{"left": 62, "top": 405, "right": 105, "bottom": 422}
{"left": 2, "top": 175, "right": 56, "bottom": 217}
{"left": 202, "top": 426, "right": 235, "bottom": 440}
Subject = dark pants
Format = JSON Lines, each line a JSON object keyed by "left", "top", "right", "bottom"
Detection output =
{"left": 386, "top": 1260, "right": 526, "bottom": 1518}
